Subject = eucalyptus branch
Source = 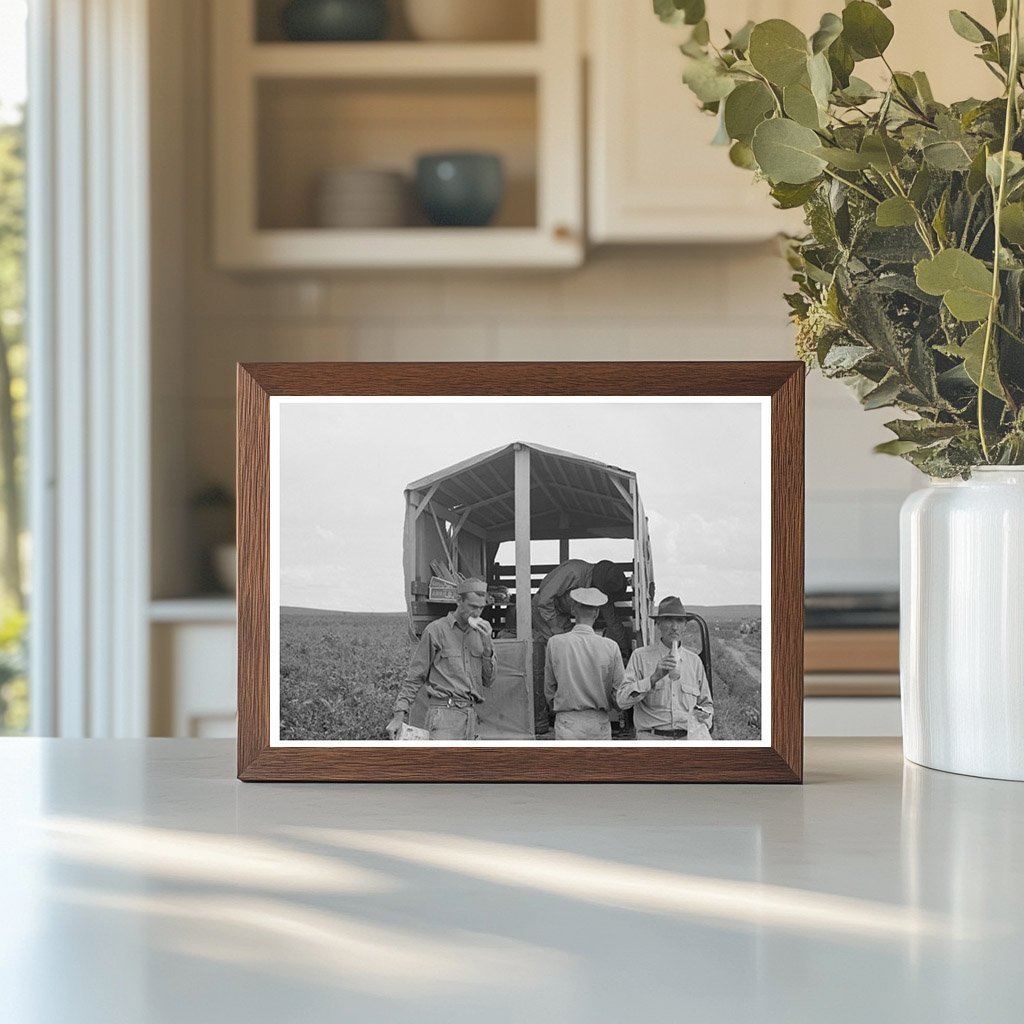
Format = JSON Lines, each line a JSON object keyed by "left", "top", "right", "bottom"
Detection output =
{"left": 969, "top": 212, "right": 994, "bottom": 253}
{"left": 822, "top": 167, "right": 881, "bottom": 205}
{"left": 883, "top": 170, "right": 939, "bottom": 255}
{"left": 749, "top": 68, "right": 784, "bottom": 117}
{"left": 979, "top": 0, "right": 1021, "bottom": 461}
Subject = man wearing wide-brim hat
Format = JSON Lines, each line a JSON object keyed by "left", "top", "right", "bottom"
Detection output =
{"left": 388, "top": 578, "right": 495, "bottom": 741}
{"left": 543, "top": 587, "right": 625, "bottom": 741}
{"left": 617, "top": 596, "right": 713, "bottom": 741}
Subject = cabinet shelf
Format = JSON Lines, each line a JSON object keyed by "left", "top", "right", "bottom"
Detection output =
{"left": 218, "top": 226, "right": 579, "bottom": 270}
{"left": 212, "top": 0, "right": 582, "bottom": 269}
{"left": 249, "top": 42, "right": 544, "bottom": 78}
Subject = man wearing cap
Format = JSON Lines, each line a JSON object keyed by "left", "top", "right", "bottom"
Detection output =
{"left": 387, "top": 578, "right": 495, "bottom": 741}
{"left": 617, "top": 596, "right": 714, "bottom": 741}
{"left": 543, "top": 587, "right": 625, "bottom": 740}
{"left": 531, "top": 558, "right": 630, "bottom": 734}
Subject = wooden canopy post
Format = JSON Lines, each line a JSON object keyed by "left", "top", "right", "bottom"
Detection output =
{"left": 514, "top": 445, "right": 532, "bottom": 643}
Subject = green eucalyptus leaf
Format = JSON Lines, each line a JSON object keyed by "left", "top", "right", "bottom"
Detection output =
{"left": 876, "top": 196, "right": 918, "bottom": 228}
{"left": 653, "top": 0, "right": 705, "bottom": 26}
{"left": 770, "top": 179, "right": 820, "bottom": 208}
{"left": 752, "top": 118, "right": 828, "bottom": 184}
{"left": 923, "top": 140, "right": 973, "bottom": 171}
{"left": 683, "top": 57, "right": 737, "bottom": 104}
{"left": 932, "top": 190, "right": 950, "bottom": 247}
{"left": 913, "top": 71, "right": 935, "bottom": 104}
{"left": 828, "top": 35, "right": 856, "bottom": 88}
{"left": 948, "top": 10, "right": 994, "bottom": 44}
{"left": 842, "top": 1, "right": 895, "bottom": 59}
{"left": 684, "top": 0, "right": 706, "bottom": 26}
{"left": 875, "top": 439, "right": 922, "bottom": 455}
{"left": 748, "top": 20, "right": 809, "bottom": 86}
{"left": 1000, "top": 203, "right": 1024, "bottom": 244}
{"left": 808, "top": 52, "right": 833, "bottom": 108}
{"left": 813, "top": 145, "right": 872, "bottom": 170}
{"left": 724, "top": 81, "right": 776, "bottom": 144}
{"left": 784, "top": 80, "right": 824, "bottom": 129}
{"left": 810, "top": 12, "right": 843, "bottom": 54}
{"left": 724, "top": 20, "right": 755, "bottom": 53}
{"left": 837, "top": 76, "right": 879, "bottom": 104}
{"left": 861, "top": 133, "right": 904, "bottom": 173}
{"left": 862, "top": 374, "right": 903, "bottom": 409}
{"left": 909, "top": 164, "right": 934, "bottom": 205}
{"left": 967, "top": 144, "right": 991, "bottom": 194}
{"left": 884, "top": 418, "right": 963, "bottom": 443}
{"left": 939, "top": 325, "right": 1006, "bottom": 397}
{"left": 993, "top": 0, "right": 1008, "bottom": 24}
{"left": 915, "top": 249, "right": 994, "bottom": 322}
{"left": 986, "top": 150, "right": 1024, "bottom": 190}
{"left": 692, "top": 19, "right": 710, "bottom": 45}
{"left": 729, "top": 140, "right": 758, "bottom": 169}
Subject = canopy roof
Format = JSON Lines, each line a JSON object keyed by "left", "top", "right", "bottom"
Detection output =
{"left": 406, "top": 442, "right": 638, "bottom": 541}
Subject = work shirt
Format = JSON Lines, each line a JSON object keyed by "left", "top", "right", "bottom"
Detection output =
{"left": 617, "top": 641, "right": 713, "bottom": 734}
{"left": 532, "top": 559, "right": 628, "bottom": 655}
{"left": 544, "top": 624, "right": 624, "bottom": 713}
{"left": 394, "top": 612, "right": 495, "bottom": 713}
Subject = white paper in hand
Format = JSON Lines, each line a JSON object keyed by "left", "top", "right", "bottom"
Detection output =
{"left": 396, "top": 722, "right": 430, "bottom": 741}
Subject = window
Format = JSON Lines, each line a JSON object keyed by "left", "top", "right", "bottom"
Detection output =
{"left": 0, "top": 0, "right": 28, "bottom": 734}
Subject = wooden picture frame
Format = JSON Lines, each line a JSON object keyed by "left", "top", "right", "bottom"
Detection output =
{"left": 237, "top": 362, "right": 804, "bottom": 782}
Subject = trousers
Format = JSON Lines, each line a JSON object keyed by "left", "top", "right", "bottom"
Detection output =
{"left": 425, "top": 704, "right": 478, "bottom": 740}
{"left": 554, "top": 709, "right": 611, "bottom": 740}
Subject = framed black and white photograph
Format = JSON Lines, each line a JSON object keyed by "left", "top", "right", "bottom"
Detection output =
{"left": 237, "top": 362, "right": 804, "bottom": 782}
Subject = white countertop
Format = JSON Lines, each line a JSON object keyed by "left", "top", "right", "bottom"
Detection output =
{"left": 1, "top": 738, "right": 1020, "bottom": 1023}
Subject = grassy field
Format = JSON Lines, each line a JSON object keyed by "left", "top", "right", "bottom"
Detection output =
{"left": 280, "top": 606, "right": 762, "bottom": 741}
{"left": 680, "top": 611, "right": 762, "bottom": 741}
{"left": 280, "top": 609, "right": 414, "bottom": 741}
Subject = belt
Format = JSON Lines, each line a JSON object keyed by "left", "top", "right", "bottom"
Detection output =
{"left": 428, "top": 696, "right": 477, "bottom": 709}
{"left": 652, "top": 727, "right": 688, "bottom": 738}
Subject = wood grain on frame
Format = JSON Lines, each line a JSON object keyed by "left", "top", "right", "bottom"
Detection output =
{"left": 237, "top": 362, "right": 805, "bottom": 783}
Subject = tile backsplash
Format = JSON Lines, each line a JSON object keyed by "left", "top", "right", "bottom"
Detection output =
{"left": 180, "top": 246, "right": 917, "bottom": 594}
{"left": 160, "top": 0, "right": 916, "bottom": 597}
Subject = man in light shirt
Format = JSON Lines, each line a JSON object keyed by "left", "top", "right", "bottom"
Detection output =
{"left": 387, "top": 578, "right": 495, "bottom": 741}
{"left": 617, "top": 596, "right": 713, "bottom": 741}
{"left": 543, "top": 587, "right": 625, "bottom": 740}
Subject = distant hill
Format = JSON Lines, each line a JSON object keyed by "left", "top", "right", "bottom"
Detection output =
{"left": 281, "top": 607, "right": 406, "bottom": 619}
{"left": 687, "top": 605, "right": 761, "bottom": 621}
{"left": 281, "top": 605, "right": 759, "bottom": 625}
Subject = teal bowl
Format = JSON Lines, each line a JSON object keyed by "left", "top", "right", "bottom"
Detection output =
{"left": 281, "top": 0, "right": 388, "bottom": 41}
{"left": 415, "top": 153, "right": 505, "bottom": 227}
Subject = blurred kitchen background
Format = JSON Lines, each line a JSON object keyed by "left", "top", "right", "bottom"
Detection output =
{"left": 2, "top": 0, "right": 997, "bottom": 739}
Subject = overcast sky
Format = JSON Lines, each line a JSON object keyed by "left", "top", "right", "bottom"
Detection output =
{"left": 277, "top": 398, "right": 764, "bottom": 611}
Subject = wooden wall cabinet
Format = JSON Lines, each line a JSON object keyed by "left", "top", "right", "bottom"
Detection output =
{"left": 211, "top": 0, "right": 583, "bottom": 268}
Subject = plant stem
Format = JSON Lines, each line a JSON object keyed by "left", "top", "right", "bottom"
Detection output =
{"left": 822, "top": 167, "right": 880, "bottom": 205}
{"left": 884, "top": 170, "right": 939, "bottom": 254}
{"left": 979, "top": 0, "right": 1021, "bottom": 462}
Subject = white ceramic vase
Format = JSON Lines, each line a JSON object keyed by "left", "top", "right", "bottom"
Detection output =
{"left": 900, "top": 467, "right": 1024, "bottom": 780}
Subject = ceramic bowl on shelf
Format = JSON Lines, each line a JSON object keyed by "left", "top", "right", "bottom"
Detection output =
{"left": 402, "top": 0, "right": 534, "bottom": 42}
{"left": 280, "top": 0, "right": 388, "bottom": 42}
{"left": 414, "top": 152, "right": 504, "bottom": 227}
{"left": 213, "top": 543, "right": 237, "bottom": 594}
{"left": 315, "top": 167, "right": 408, "bottom": 228}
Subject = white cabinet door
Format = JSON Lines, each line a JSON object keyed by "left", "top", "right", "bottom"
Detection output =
{"left": 587, "top": 0, "right": 996, "bottom": 244}
{"left": 588, "top": 0, "right": 813, "bottom": 243}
